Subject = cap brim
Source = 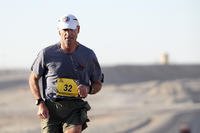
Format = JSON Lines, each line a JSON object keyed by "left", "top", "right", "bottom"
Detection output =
{"left": 58, "top": 22, "right": 77, "bottom": 30}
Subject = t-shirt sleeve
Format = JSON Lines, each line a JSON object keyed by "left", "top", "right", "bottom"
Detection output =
{"left": 31, "top": 50, "right": 46, "bottom": 78}
{"left": 89, "top": 51, "right": 102, "bottom": 83}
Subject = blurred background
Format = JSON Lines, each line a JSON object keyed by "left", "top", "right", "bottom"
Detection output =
{"left": 0, "top": 0, "right": 200, "bottom": 68}
{"left": 0, "top": 0, "right": 200, "bottom": 133}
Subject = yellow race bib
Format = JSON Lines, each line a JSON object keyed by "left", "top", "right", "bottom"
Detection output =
{"left": 56, "top": 78, "right": 79, "bottom": 97}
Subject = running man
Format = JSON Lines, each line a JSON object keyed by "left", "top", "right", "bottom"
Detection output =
{"left": 29, "top": 14, "right": 103, "bottom": 133}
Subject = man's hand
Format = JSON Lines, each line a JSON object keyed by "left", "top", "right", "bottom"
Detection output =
{"left": 78, "top": 84, "right": 89, "bottom": 98}
{"left": 37, "top": 102, "right": 49, "bottom": 119}
{"left": 90, "top": 81, "right": 102, "bottom": 94}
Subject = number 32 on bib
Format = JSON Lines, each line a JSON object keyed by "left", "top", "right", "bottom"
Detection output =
{"left": 56, "top": 78, "right": 79, "bottom": 97}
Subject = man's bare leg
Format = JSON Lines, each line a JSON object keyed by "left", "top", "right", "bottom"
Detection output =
{"left": 64, "top": 125, "right": 82, "bottom": 133}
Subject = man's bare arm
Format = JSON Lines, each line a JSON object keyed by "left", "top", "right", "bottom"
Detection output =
{"left": 29, "top": 71, "right": 49, "bottom": 119}
{"left": 29, "top": 71, "right": 42, "bottom": 99}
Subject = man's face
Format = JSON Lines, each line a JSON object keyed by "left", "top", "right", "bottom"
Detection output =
{"left": 59, "top": 27, "right": 79, "bottom": 45}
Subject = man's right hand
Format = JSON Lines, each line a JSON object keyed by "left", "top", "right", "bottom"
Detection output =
{"left": 37, "top": 102, "right": 49, "bottom": 119}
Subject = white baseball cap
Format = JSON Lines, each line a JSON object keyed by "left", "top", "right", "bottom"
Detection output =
{"left": 57, "top": 14, "right": 79, "bottom": 30}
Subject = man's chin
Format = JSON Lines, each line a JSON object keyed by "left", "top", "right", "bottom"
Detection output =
{"left": 64, "top": 41, "right": 73, "bottom": 46}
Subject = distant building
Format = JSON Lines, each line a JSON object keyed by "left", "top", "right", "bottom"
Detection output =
{"left": 160, "top": 52, "right": 169, "bottom": 65}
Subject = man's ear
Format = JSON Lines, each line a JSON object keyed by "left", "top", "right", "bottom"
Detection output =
{"left": 77, "top": 26, "right": 80, "bottom": 33}
{"left": 58, "top": 30, "right": 61, "bottom": 36}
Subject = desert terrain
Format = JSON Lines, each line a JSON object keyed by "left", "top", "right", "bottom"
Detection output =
{"left": 0, "top": 65, "right": 200, "bottom": 133}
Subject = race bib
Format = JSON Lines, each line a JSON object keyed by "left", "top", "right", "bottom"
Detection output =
{"left": 56, "top": 78, "right": 79, "bottom": 97}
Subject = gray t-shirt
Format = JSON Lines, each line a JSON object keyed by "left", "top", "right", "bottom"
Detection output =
{"left": 31, "top": 43, "right": 102, "bottom": 100}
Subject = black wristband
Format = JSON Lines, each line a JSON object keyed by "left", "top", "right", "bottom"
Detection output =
{"left": 35, "top": 98, "right": 44, "bottom": 105}
{"left": 88, "top": 86, "right": 93, "bottom": 94}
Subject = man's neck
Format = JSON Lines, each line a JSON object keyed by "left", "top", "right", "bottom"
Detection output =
{"left": 60, "top": 41, "right": 78, "bottom": 53}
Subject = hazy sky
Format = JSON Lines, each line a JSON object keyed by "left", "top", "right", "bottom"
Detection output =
{"left": 0, "top": 0, "right": 200, "bottom": 69}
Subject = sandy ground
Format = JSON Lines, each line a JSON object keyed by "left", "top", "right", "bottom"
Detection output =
{"left": 86, "top": 79, "right": 200, "bottom": 133}
{"left": 1, "top": 78, "right": 200, "bottom": 133}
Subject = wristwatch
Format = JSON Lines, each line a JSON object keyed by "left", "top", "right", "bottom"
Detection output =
{"left": 35, "top": 98, "right": 44, "bottom": 105}
{"left": 88, "top": 86, "right": 94, "bottom": 94}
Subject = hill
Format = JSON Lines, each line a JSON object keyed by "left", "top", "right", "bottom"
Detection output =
{"left": 102, "top": 64, "right": 200, "bottom": 85}
{"left": 0, "top": 64, "right": 200, "bottom": 89}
